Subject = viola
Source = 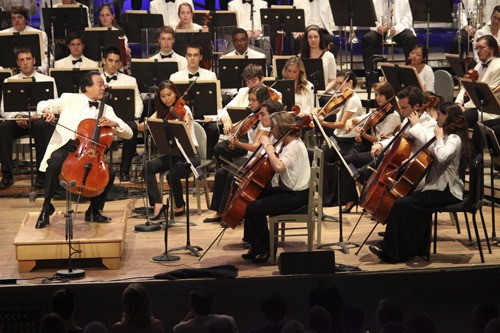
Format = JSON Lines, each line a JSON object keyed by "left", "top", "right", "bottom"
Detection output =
{"left": 60, "top": 93, "right": 114, "bottom": 197}
{"left": 355, "top": 99, "right": 394, "bottom": 143}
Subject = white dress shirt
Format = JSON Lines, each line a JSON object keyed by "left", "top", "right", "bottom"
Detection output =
{"left": 418, "top": 64, "right": 435, "bottom": 93}
{"left": 473, "top": 23, "right": 500, "bottom": 62}
{"left": 293, "top": 0, "right": 337, "bottom": 34}
{"left": 222, "top": 47, "right": 266, "bottom": 59}
{"left": 149, "top": 51, "right": 188, "bottom": 71}
{"left": 170, "top": 67, "right": 217, "bottom": 81}
{"left": 101, "top": 72, "right": 143, "bottom": 119}
{"left": 149, "top": 0, "right": 195, "bottom": 27}
{"left": 295, "top": 81, "right": 316, "bottom": 117}
{"left": 227, "top": 0, "right": 268, "bottom": 32}
{"left": 370, "top": 0, "right": 416, "bottom": 36}
{"left": 333, "top": 91, "right": 364, "bottom": 138}
{"left": 54, "top": 55, "right": 99, "bottom": 69}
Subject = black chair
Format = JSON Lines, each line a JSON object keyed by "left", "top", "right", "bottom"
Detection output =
{"left": 428, "top": 154, "right": 492, "bottom": 263}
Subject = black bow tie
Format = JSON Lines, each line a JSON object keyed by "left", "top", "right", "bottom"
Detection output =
{"left": 188, "top": 72, "right": 199, "bottom": 79}
{"left": 89, "top": 101, "right": 99, "bottom": 108}
{"left": 160, "top": 53, "right": 173, "bottom": 59}
{"left": 72, "top": 58, "right": 82, "bottom": 64}
{"left": 242, "top": 0, "right": 253, "bottom": 4}
{"left": 481, "top": 61, "right": 490, "bottom": 68}
{"left": 105, "top": 75, "right": 117, "bottom": 83}
{"left": 22, "top": 76, "right": 35, "bottom": 81}
{"left": 165, "top": 0, "right": 175, "bottom": 3}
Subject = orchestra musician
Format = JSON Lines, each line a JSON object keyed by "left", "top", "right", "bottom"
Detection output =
{"left": 473, "top": 5, "right": 500, "bottom": 62}
{"left": 222, "top": 28, "right": 267, "bottom": 59}
{"left": 138, "top": 80, "right": 200, "bottom": 219}
{"left": 54, "top": 31, "right": 99, "bottom": 69}
{"left": 97, "top": 4, "right": 131, "bottom": 56}
{"left": 149, "top": 26, "right": 188, "bottom": 71}
{"left": 243, "top": 111, "right": 310, "bottom": 264}
{"left": 149, "top": 0, "right": 194, "bottom": 28}
{"left": 227, "top": 0, "right": 268, "bottom": 39}
{"left": 369, "top": 103, "right": 469, "bottom": 263}
{"left": 34, "top": 71, "right": 133, "bottom": 228}
{"left": 0, "top": 6, "right": 49, "bottom": 74}
{"left": 407, "top": 44, "right": 435, "bottom": 93}
{"left": 282, "top": 56, "right": 316, "bottom": 117}
{"left": 100, "top": 47, "right": 143, "bottom": 182}
{"left": 204, "top": 90, "right": 282, "bottom": 224}
{"left": 175, "top": 2, "right": 208, "bottom": 32}
{"left": 299, "top": 25, "right": 337, "bottom": 95}
{"left": 0, "top": 47, "right": 57, "bottom": 190}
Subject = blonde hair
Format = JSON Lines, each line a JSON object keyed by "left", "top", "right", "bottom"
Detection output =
{"left": 270, "top": 111, "right": 299, "bottom": 138}
{"left": 282, "top": 56, "right": 309, "bottom": 95}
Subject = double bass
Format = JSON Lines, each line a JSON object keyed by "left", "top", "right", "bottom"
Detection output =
{"left": 60, "top": 93, "right": 114, "bottom": 197}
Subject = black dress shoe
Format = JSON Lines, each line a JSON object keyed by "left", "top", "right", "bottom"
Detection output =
{"left": 252, "top": 251, "right": 271, "bottom": 264}
{"left": 35, "top": 204, "right": 55, "bottom": 229}
{"left": 85, "top": 211, "right": 112, "bottom": 223}
{"left": 368, "top": 245, "right": 398, "bottom": 263}
{"left": 119, "top": 172, "right": 131, "bottom": 182}
{"left": 0, "top": 176, "right": 14, "bottom": 190}
{"left": 174, "top": 206, "right": 185, "bottom": 216}
{"left": 151, "top": 204, "right": 168, "bottom": 221}
{"left": 242, "top": 250, "right": 257, "bottom": 260}
{"left": 203, "top": 216, "right": 223, "bottom": 223}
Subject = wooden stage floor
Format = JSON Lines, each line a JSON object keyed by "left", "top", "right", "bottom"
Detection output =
{"left": 0, "top": 182, "right": 499, "bottom": 285}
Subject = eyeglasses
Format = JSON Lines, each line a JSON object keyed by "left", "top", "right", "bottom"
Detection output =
{"left": 492, "top": 16, "right": 500, "bottom": 22}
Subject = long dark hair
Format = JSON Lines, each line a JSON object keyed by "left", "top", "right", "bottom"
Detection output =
{"left": 440, "top": 102, "right": 469, "bottom": 179}
{"left": 155, "top": 80, "right": 181, "bottom": 119}
{"left": 121, "top": 283, "right": 154, "bottom": 329}
{"left": 300, "top": 25, "right": 326, "bottom": 58}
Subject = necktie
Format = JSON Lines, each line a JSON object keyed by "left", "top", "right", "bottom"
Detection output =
{"left": 161, "top": 53, "right": 173, "bottom": 59}
{"left": 106, "top": 75, "right": 117, "bottom": 83}
{"left": 188, "top": 72, "right": 200, "bottom": 79}
{"left": 72, "top": 58, "right": 82, "bottom": 64}
{"left": 89, "top": 101, "right": 99, "bottom": 108}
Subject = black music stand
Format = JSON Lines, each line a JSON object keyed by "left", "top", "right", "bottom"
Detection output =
{"left": 0, "top": 32, "right": 43, "bottom": 68}
{"left": 409, "top": 0, "right": 453, "bottom": 53}
{"left": 218, "top": 57, "right": 267, "bottom": 89}
{"left": 460, "top": 79, "right": 500, "bottom": 123}
{"left": 131, "top": 60, "right": 179, "bottom": 93}
{"left": 105, "top": 87, "right": 136, "bottom": 122}
{"left": 41, "top": 6, "right": 89, "bottom": 39}
{"left": 0, "top": 9, "right": 11, "bottom": 29}
{"left": 273, "top": 56, "right": 325, "bottom": 90}
{"left": 3, "top": 80, "right": 55, "bottom": 201}
{"left": 0, "top": 69, "right": 12, "bottom": 105}
{"left": 121, "top": 11, "right": 163, "bottom": 44}
{"left": 263, "top": 78, "right": 295, "bottom": 110}
{"left": 477, "top": 123, "right": 500, "bottom": 245}
{"left": 227, "top": 106, "right": 250, "bottom": 123}
{"left": 82, "top": 28, "right": 123, "bottom": 62}
{"left": 380, "top": 62, "right": 423, "bottom": 94}
{"left": 49, "top": 68, "right": 99, "bottom": 95}
{"left": 172, "top": 80, "right": 221, "bottom": 120}
{"left": 193, "top": 10, "right": 238, "bottom": 40}
{"left": 446, "top": 53, "right": 477, "bottom": 78}
{"left": 260, "top": 7, "right": 305, "bottom": 54}
{"left": 173, "top": 31, "right": 213, "bottom": 65}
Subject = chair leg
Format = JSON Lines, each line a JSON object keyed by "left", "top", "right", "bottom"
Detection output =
{"left": 433, "top": 211, "right": 438, "bottom": 254}
{"left": 471, "top": 212, "right": 485, "bottom": 263}
{"left": 280, "top": 223, "right": 286, "bottom": 243}
{"left": 450, "top": 212, "right": 461, "bottom": 235}
{"left": 203, "top": 173, "right": 210, "bottom": 210}
{"left": 355, "top": 222, "right": 379, "bottom": 255}
{"left": 269, "top": 221, "right": 277, "bottom": 264}
{"left": 463, "top": 212, "right": 472, "bottom": 242}
{"left": 479, "top": 208, "right": 492, "bottom": 254}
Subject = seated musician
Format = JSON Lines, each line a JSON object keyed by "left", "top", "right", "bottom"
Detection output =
{"left": 227, "top": 0, "right": 267, "bottom": 38}
{"left": 97, "top": 4, "right": 131, "bottom": 56}
{"left": 282, "top": 56, "right": 316, "bottom": 117}
{"left": 149, "top": 0, "right": 194, "bottom": 28}
{"left": 473, "top": 6, "right": 500, "bottom": 62}
{"left": 221, "top": 28, "right": 266, "bottom": 59}
{"left": 54, "top": 31, "right": 99, "bottom": 69}
{"left": 35, "top": 71, "right": 133, "bottom": 229}
{"left": 149, "top": 26, "right": 188, "bottom": 71}
{"left": 138, "top": 80, "right": 200, "bottom": 219}
{"left": 369, "top": 103, "right": 469, "bottom": 263}
{"left": 175, "top": 2, "right": 208, "bottom": 31}
{"left": 170, "top": 44, "right": 218, "bottom": 159}
{"left": 407, "top": 44, "right": 435, "bottom": 93}
{"left": 204, "top": 96, "right": 283, "bottom": 223}
{"left": 243, "top": 111, "right": 310, "bottom": 264}
{"left": 0, "top": 47, "right": 57, "bottom": 190}
{"left": 361, "top": 0, "right": 418, "bottom": 78}
{"left": 0, "top": 6, "right": 49, "bottom": 74}
{"left": 100, "top": 47, "right": 143, "bottom": 182}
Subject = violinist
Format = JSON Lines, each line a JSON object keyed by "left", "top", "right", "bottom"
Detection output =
{"left": 369, "top": 103, "right": 469, "bottom": 263}
{"left": 35, "top": 71, "right": 133, "bottom": 229}
{"left": 204, "top": 99, "right": 284, "bottom": 223}
{"left": 282, "top": 57, "right": 316, "bottom": 117}
{"left": 138, "top": 80, "right": 200, "bottom": 219}
{"left": 243, "top": 111, "right": 310, "bottom": 264}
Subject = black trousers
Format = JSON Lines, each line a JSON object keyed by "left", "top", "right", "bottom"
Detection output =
{"left": 381, "top": 188, "right": 460, "bottom": 262}
{"left": 213, "top": 139, "right": 248, "bottom": 167}
{"left": 244, "top": 186, "right": 309, "bottom": 254}
{"left": 361, "top": 29, "right": 418, "bottom": 70}
{"left": 44, "top": 140, "right": 115, "bottom": 213}
{"left": 144, "top": 154, "right": 200, "bottom": 208}
{"left": 200, "top": 121, "right": 220, "bottom": 160}
{"left": 0, "top": 119, "right": 54, "bottom": 178}
{"left": 209, "top": 156, "right": 246, "bottom": 213}
{"left": 120, "top": 120, "right": 138, "bottom": 175}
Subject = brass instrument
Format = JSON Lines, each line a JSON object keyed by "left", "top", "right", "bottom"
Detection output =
{"left": 384, "top": 0, "right": 396, "bottom": 45}
{"left": 470, "top": 0, "right": 486, "bottom": 30}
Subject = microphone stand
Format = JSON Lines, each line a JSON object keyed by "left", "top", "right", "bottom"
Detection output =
{"left": 56, "top": 180, "right": 85, "bottom": 278}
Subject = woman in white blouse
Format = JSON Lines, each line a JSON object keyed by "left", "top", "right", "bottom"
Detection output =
{"left": 369, "top": 103, "right": 468, "bottom": 263}
{"left": 407, "top": 44, "right": 435, "bottom": 92}
{"left": 282, "top": 56, "right": 316, "bottom": 116}
{"left": 175, "top": 2, "right": 208, "bottom": 31}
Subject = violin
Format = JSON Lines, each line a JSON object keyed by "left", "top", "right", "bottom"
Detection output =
{"left": 165, "top": 79, "right": 197, "bottom": 121}
{"left": 317, "top": 89, "right": 353, "bottom": 118}
{"left": 355, "top": 98, "right": 395, "bottom": 142}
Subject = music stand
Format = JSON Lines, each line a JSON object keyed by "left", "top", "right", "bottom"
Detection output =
{"left": 0, "top": 69, "right": 13, "bottom": 106}
{"left": 262, "top": 78, "right": 295, "bottom": 110}
{"left": 409, "top": 0, "right": 453, "bottom": 53}
{"left": 193, "top": 10, "right": 238, "bottom": 45}
{"left": 105, "top": 87, "right": 136, "bottom": 122}
{"left": 380, "top": 62, "right": 423, "bottom": 94}
{"left": 459, "top": 79, "right": 500, "bottom": 123}
{"left": 218, "top": 57, "right": 266, "bottom": 89}
{"left": 121, "top": 10, "right": 163, "bottom": 44}
{"left": 171, "top": 80, "right": 222, "bottom": 120}
{"left": 445, "top": 53, "right": 477, "bottom": 78}
{"left": 261, "top": 7, "right": 305, "bottom": 54}
{"left": 272, "top": 56, "right": 326, "bottom": 91}
{"left": 477, "top": 123, "right": 500, "bottom": 245}
{"left": 0, "top": 32, "right": 43, "bottom": 68}
{"left": 3, "top": 80, "right": 55, "bottom": 200}
{"left": 227, "top": 106, "right": 250, "bottom": 124}
{"left": 41, "top": 5, "right": 90, "bottom": 39}
{"left": 173, "top": 31, "right": 213, "bottom": 65}
{"left": 49, "top": 68, "right": 100, "bottom": 95}
{"left": 131, "top": 59, "right": 179, "bottom": 93}
{"left": 82, "top": 27, "right": 124, "bottom": 62}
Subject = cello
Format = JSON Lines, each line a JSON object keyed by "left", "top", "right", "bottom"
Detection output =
{"left": 60, "top": 92, "right": 114, "bottom": 197}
